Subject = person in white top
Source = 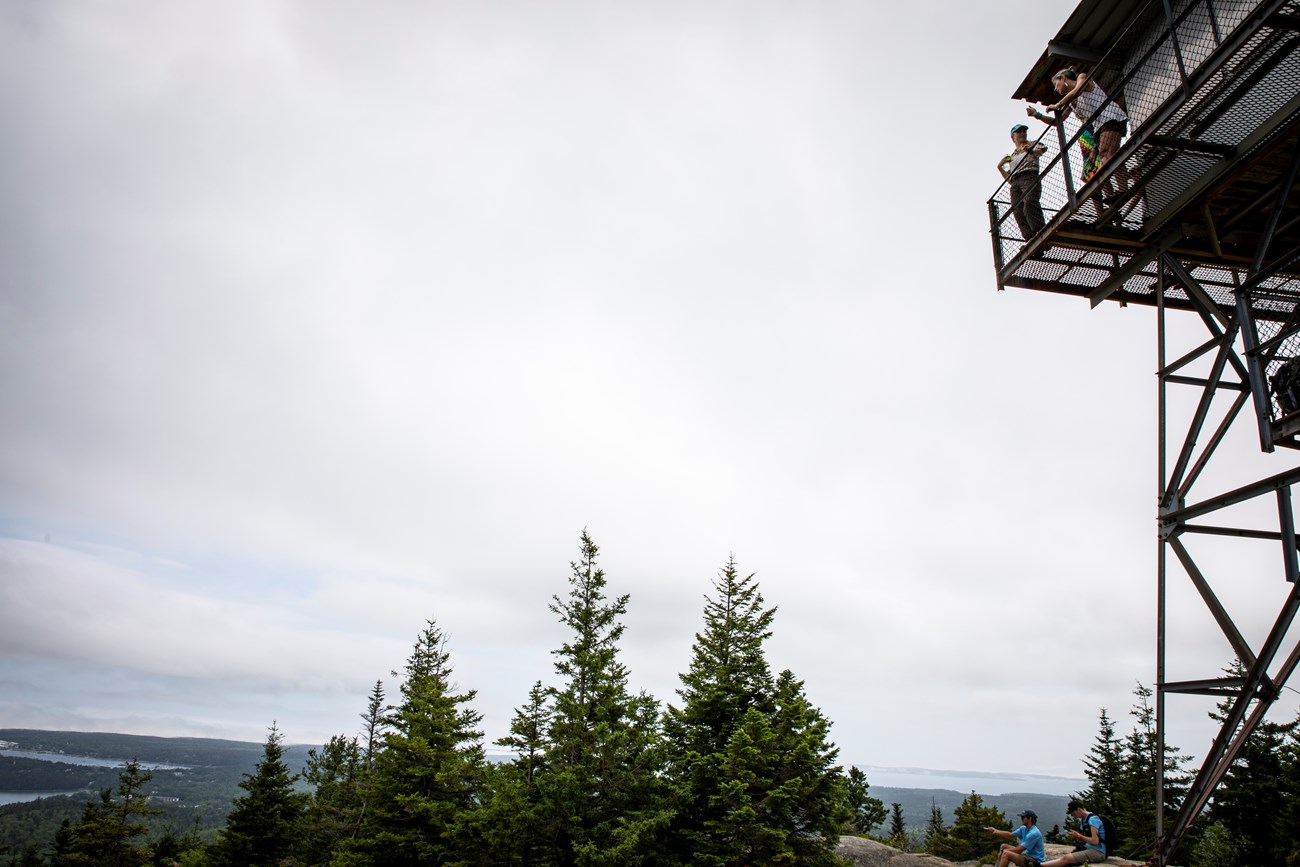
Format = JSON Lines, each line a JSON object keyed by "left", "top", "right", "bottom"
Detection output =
{"left": 1041, "top": 67, "right": 1132, "bottom": 202}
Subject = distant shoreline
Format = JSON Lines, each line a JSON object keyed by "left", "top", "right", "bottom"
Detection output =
{"left": 0, "top": 749, "right": 189, "bottom": 771}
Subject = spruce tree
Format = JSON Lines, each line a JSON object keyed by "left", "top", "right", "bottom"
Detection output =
{"left": 300, "top": 734, "right": 364, "bottom": 863}
{"left": 1079, "top": 708, "right": 1122, "bottom": 817}
{"left": 538, "top": 531, "right": 668, "bottom": 866}
{"left": 663, "top": 556, "right": 776, "bottom": 861}
{"left": 925, "top": 792, "right": 1004, "bottom": 862}
{"left": 209, "top": 724, "right": 307, "bottom": 867}
{"left": 843, "top": 765, "right": 887, "bottom": 834}
{"left": 342, "top": 619, "right": 487, "bottom": 867}
{"left": 478, "top": 680, "right": 554, "bottom": 865}
{"left": 361, "top": 678, "right": 387, "bottom": 769}
{"left": 1277, "top": 708, "right": 1300, "bottom": 864}
{"left": 662, "top": 558, "right": 846, "bottom": 865}
{"left": 1113, "top": 682, "right": 1192, "bottom": 860}
{"left": 351, "top": 678, "right": 387, "bottom": 843}
{"left": 924, "top": 798, "right": 948, "bottom": 846}
{"left": 1206, "top": 663, "right": 1296, "bottom": 866}
{"left": 762, "top": 669, "right": 848, "bottom": 860}
{"left": 63, "top": 759, "right": 159, "bottom": 867}
{"left": 887, "top": 802, "right": 908, "bottom": 850}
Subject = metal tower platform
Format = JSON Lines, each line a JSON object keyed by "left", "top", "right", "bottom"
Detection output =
{"left": 988, "top": 0, "right": 1300, "bottom": 862}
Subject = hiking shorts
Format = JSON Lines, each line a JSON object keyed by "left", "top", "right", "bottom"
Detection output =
{"left": 1068, "top": 849, "right": 1107, "bottom": 864}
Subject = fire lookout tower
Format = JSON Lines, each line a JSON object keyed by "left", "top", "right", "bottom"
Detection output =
{"left": 989, "top": 0, "right": 1300, "bottom": 863}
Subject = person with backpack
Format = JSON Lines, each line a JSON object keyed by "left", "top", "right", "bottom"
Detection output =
{"left": 1038, "top": 800, "right": 1107, "bottom": 864}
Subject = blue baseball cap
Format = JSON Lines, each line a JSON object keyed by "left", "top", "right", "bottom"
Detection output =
{"left": 1010, "top": 124, "right": 1029, "bottom": 135}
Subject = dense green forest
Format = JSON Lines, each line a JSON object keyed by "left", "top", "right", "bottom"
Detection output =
{"left": 0, "top": 735, "right": 318, "bottom": 857}
{"left": 5, "top": 534, "right": 1299, "bottom": 866}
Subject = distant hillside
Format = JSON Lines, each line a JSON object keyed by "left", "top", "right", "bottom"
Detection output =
{"left": 0, "top": 729, "right": 319, "bottom": 857}
{"left": 0, "top": 730, "right": 1076, "bottom": 855}
{"left": 870, "top": 787, "right": 1071, "bottom": 836}
{"left": 0, "top": 729, "right": 316, "bottom": 772}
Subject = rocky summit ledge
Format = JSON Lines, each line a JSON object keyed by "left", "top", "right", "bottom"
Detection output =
{"left": 836, "top": 837, "right": 1150, "bottom": 867}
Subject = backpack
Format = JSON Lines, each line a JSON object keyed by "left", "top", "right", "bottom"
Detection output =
{"left": 1087, "top": 812, "right": 1120, "bottom": 857}
{"left": 1272, "top": 356, "right": 1300, "bottom": 415}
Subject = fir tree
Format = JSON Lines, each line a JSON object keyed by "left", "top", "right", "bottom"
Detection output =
{"left": 538, "top": 532, "right": 668, "bottom": 866}
{"left": 351, "top": 678, "right": 387, "bottom": 842}
{"left": 1277, "top": 708, "right": 1300, "bottom": 864}
{"left": 8, "top": 845, "right": 43, "bottom": 867}
{"left": 50, "top": 819, "right": 75, "bottom": 867}
{"left": 1189, "top": 822, "right": 1239, "bottom": 867}
{"left": 1113, "top": 682, "right": 1192, "bottom": 860}
{"left": 843, "top": 765, "right": 887, "bottom": 834}
{"left": 63, "top": 759, "right": 159, "bottom": 867}
{"left": 361, "top": 678, "right": 387, "bottom": 769}
{"left": 478, "top": 680, "right": 554, "bottom": 865}
{"left": 1079, "top": 708, "right": 1122, "bottom": 817}
{"left": 300, "top": 734, "right": 364, "bottom": 862}
{"left": 924, "top": 798, "right": 948, "bottom": 846}
{"left": 887, "top": 802, "right": 908, "bottom": 850}
{"left": 342, "top": 619, "right": 487, "bottom": 867}
{"left": 925, "top": 792, "right": 1004, "bottom": 863}
{"left": 762, "top": 669, "right": 848, "bottom": 861}
{"left": 209, "top": 724, "right": 307, "bottom": 867}
{"left": 1206, "top": 663, "right": 1296, "bottom": 866}
{"left": 662, "top": 558, "right": 846, "bottom": 865}
{"left": 663, "top": 556, "right": 776, "bottom": 860}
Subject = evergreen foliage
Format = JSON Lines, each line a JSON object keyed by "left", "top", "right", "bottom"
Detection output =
{"left": 1117, "top": 683, "right": 1191, "bottom": 860}
{"left": 477, "top": 680, "right": 553, "bottom": 865}
{"left": 62, "top": 760, "right": 160, "bottom": 867}
{"left": 299, "top": 734, "right": 365, "bottom": 863}
{"left": 534, "top": 531, "right": 668, "bottom": 866}
{"left": 1078, "top": 708, "right": 1121, "bottom": 817}
{"left": 661, "top": 558, "right": 846, "bottom": 866}
{"left": 1189, "top": 821, "right": 1238, "bottom": 867}
{"left": 842, "top": 765, "right": 887, "bottom": 834}
{"left": 1076, "top": 682, "right": 1193, "bottom": 863}
{"left": 924, "top": 791, "right": 1004, "bottom": 862}
{"left": 887, "top": 802, "right": 908, "bottom": 850}
{"left": 10, "top": 535, "right": 1085, "bottom": 865}
{"left": 341, "top": 620, "right": 487, "bottom": 867}
{"left": 923, "top": 798, "right": 947, "bottom": 847}
{"left": 1206, "top": 662, "right": 1299, "bottom": 867}
{"left": 207, "top": 724, "right": 306, "bottom": 867}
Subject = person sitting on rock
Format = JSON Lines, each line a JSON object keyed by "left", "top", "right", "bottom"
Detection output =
{"left": 1039, "top": 800, "right": 1106, "bottom": 865}
{"left": 986, "top": 808, "right": 1047, "bottom": 867}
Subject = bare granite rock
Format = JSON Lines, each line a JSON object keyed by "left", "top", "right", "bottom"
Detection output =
{"left": 835, "top": 837, "right": 959, "bottom": 867}
{"left": 836, "top": 837, "right": 1150, "bottom": 867}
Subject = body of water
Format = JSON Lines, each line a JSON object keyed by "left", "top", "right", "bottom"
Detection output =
{"left": 0, "top": 749, "right": 186, "bottom": 771}
{"left": 0, "top": 790, "right": 86, "bottom": 806}
{"left": 861, "top": 765, "right": 1085, "bottom": 796}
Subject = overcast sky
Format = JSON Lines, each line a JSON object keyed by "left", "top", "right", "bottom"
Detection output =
{"left": 3, "top": 0, "right": 1297, "bottom": 785}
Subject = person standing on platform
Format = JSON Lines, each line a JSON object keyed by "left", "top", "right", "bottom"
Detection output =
{"left": 999, "top": 124, "right": 1047, "bottom": 239}
{"left": 985, "top": 809, "right": 1047, "bottom": 867}
{"left": 1041, "top": 68, "right": 1131, "bottom": 201}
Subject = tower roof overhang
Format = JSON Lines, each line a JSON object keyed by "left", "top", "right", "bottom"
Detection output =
{"left": 1012, "top": 0, "right": 1158, "bottom": 103}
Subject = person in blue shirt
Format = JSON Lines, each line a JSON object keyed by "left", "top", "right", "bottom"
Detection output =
{"left": 986, "top": 809, "right": 1047, "bottom": 867}
{"left": 1039, "top": 799, "right": 1106, "bottom": 865}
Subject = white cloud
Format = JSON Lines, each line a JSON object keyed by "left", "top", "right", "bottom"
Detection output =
{"left": 2, "top": 0, "right": 1297, "bottom": 775}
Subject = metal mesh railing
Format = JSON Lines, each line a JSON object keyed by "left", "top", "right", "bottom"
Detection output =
{"left": 990, "top": 0, "right": 1300, "bottom": 301}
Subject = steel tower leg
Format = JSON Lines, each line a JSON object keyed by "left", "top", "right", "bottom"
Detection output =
{"left": 1152, "top": 248, "right": 1300, "bottom": 864}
